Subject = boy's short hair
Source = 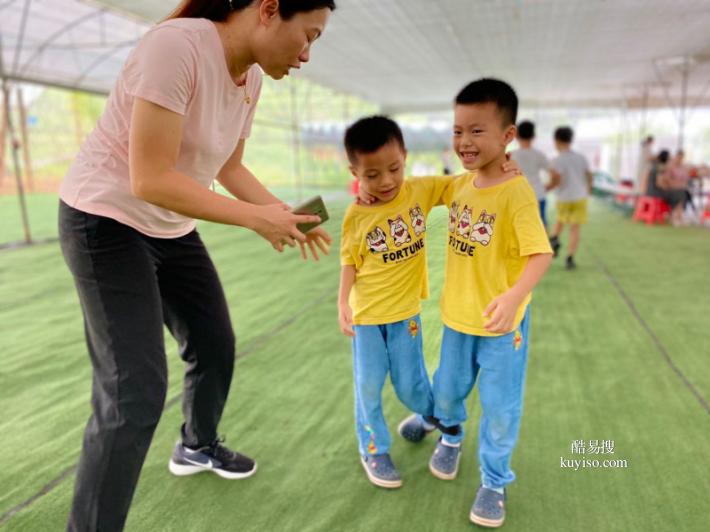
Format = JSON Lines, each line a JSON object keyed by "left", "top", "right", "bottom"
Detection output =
{"left": 517, "top": 120, "right": 535, "bottom": 140}
{"left": 344, "top": 115, "right": 405, "bottom": 164}
{"left": 454, "top": 78, "right": 518, "bottom": 127}
{"left": 554, "top": 126, "right": 574, "bottom": 144}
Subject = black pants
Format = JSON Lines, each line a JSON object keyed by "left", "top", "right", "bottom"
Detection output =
{"left": 59, "top": 201, "right": 235, "bottom": 532}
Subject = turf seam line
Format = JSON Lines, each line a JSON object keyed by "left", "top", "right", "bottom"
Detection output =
{"left": 0, "top": 464, "right": 78, "bottom": 527}
{"left": 0, "top": 285, "right": 336, "bottom": 526}
{"left": 593, "top": 253, "right": 710, "bottom": 416}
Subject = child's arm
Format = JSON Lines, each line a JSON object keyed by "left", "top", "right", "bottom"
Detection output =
{"left": 546, "top": 169, "right": 562, "bottom": 191}
{"left": 338, "top": 265, "right": 356, "bottom": 337}
{"left": 586, "top": 170, "right": 594, "bottom": 193}
{"left": 483, "top": 253, "right": 552, "bottom": 334}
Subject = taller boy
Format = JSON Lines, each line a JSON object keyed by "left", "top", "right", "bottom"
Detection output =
{"left": 430, "top": 79, "right": 552, "bottom": 528}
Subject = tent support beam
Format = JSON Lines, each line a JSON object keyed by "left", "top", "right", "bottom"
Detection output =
{"left": 16, "top": 86, "right": 34, "bottom": 192}
{"left": 1, "top": 34, "right": 32, "bottom": 243}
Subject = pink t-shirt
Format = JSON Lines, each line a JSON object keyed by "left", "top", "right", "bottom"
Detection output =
{"left": 59, "top": 18, "right": 263, "bottom": 238}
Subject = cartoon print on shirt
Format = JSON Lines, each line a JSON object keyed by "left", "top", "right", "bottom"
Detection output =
{"left": 456, "top": 205, "right": 473, "bottom": 239}
{"left": 388, "top": 215, "right": 412, "bottom": 247}
{"left": 448, "top": 201, "right": 460, "bottom": 233}
{"left": 366, "top": 226, "right": 389, "bottom": 253}
{"left": 470, "top": 210, "right": 496, "bottom": 246}
{"left": 409, "top": 204, "right": 426, "bottom": 236}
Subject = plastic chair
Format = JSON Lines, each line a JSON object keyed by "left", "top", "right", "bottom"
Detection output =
{"left": 632, "top": 196, "right": 670, "bottom": 225}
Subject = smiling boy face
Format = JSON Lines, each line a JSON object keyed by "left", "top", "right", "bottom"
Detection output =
{"left": 453, "top": 102, "right": 516, "bottom": 171}
{"left": 350, "top": 141, "right": 406, "bottom": 203}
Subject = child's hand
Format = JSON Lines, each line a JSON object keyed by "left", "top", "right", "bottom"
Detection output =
{"left": 502, "top": 153, "right": 523, "bottom": 179}
{"left": 338, "top": 303, "right": 355, "bottom": 337}
{"left": 483, "top": 289, "right": 524, "bottom": 334}
{"left": 356, "top": 187, "right": 378, "bottom": 206}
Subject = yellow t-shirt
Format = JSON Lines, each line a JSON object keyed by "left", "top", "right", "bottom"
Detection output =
{"left": 440, "top": 173, "right": 552, "bottom": 336}
{"left": 340, "top": 176, "right": 453, "bottom": 325}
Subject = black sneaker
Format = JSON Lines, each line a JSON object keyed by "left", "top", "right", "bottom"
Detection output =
{"left": 565, "top": 255, "right": 577, "bottom": 270}
{"left": 549, "top": 236, "right": 561, "bottom": 258}
{"left": 168, "top": 438, "right": 257, "bottom": 479}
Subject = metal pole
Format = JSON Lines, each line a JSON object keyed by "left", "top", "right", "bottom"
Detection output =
{"left": 614, "top": 105, "right": 624, "bottom": 179}
{"left": 639, "top": 87, "right": 648, "bottom": 139}
{"left": 0, "top": 91, "right": 6, "bottom": 187}
{"left": 16, "top": 86, "right": 34, "bottom": 192}
{"left": 678, "top": 57, "right": 689, "bottom": 152}
{"left": 0, "top": 34, "right": 32, "bottom": 243}
{"left": 2, "top": 79, "right": 32, "bottom": 243}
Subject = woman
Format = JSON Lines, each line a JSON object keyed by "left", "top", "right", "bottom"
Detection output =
{"left": 662, "top": 150, "right": 691, "bottom": 225}
{"left": 58, "top": 1, "right": 336, "bottom": 530}
{"left": 643, "top": 149, "right": 669, "bottom": 198}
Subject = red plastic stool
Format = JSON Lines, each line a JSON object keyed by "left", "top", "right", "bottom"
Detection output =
{"left": 632, "top": 196, "right": 670, "bottom": 225}
{"left": 702, "top": 204, "right": 710, "bottom": 224}
{"left": 349, "top": 178, "right": 359, "bottom": 196}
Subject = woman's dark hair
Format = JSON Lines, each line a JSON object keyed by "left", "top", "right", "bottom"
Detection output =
{"left": 657, "top": 150, "right": 670, "bottom": 164}
{"left": 167, "top": 0, "right": 336, "bottom": 22}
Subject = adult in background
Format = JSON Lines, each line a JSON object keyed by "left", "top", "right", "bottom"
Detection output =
{"left": 58, "top": 1, "right": 336, "bottom": 530}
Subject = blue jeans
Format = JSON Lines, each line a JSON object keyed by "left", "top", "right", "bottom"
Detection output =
{"left": 352, "top": 315, "right": 434, "bottom": 456}
{"left": 539, "top": 199, "right": 548, "bottom": 227}
{"left": 433, "top": 308, "right": 531, "bottom": 489}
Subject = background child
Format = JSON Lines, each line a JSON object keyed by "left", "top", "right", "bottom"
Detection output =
{"left": 547, "top": 126, "right": 593, "bottom": 269}
{"left": 511, "top": 120, "right": 555, "bottom": 228}
{"left": 425, "top": 79, "right": 552, "bottom": 528}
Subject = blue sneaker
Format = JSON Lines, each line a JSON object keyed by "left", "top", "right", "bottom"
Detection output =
{"left": 470, "top": 485, "right": 506, "bottom": 528}
{"left": 168, "top": 438, "right": 257, "bottom": 480}
{"left": 397, "top": 414, "right": 436, "bottom": 443}
{"left": 360, "top": 453, "right": 402, "bottom": 489}
{"left": 429, "top": 437, "right": 461, "bottom": 480}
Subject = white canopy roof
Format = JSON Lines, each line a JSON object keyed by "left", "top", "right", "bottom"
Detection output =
{"left": 2, "top": 0, "right": 710, "bottom": 110}
{"left": 0, "top": 0, "right": 148, "bottom": 95}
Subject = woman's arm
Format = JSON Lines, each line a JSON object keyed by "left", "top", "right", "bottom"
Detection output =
{"left": 216, "top": 138, "right": 332, "bottom": 260}
{"left": 216, "top": 139, "right": 282, "bottom": 205}
{"left": 129, "top": 98, "right": 319, "bottom": 251}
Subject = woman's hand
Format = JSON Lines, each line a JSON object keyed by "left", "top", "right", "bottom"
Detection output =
{"left": 298, "top": 227, "right": 332, "bottom": 261}
{"left": 250, "top": 203, "right": 321, "bottom": 252}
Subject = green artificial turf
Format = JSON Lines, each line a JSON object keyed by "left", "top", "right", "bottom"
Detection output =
{"left": 1, "top": 193, "right": 708, "bottom": 531}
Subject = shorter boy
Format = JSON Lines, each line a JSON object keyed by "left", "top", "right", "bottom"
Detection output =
{"left": 338, "top": 116, "right": 451, "bottom": 488}
{"left": 547, "top": 126, "right": 593, "bottom": 269}
{"left": 511, "top": 120, "right": 554, "bottom": 228}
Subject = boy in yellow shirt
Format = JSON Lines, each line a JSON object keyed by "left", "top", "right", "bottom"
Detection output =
{"left": 338, "top": 115, "right": 519, "bottom": 489}
{"left": 338, "top": 116, "right": 450, "bottom": 488}
{"left": 419, "top": 79, "right": 552, "bottom": 527}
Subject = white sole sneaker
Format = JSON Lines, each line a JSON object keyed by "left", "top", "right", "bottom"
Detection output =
{"left": 168, "top": 459, "right": 257, "bottom": 480}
